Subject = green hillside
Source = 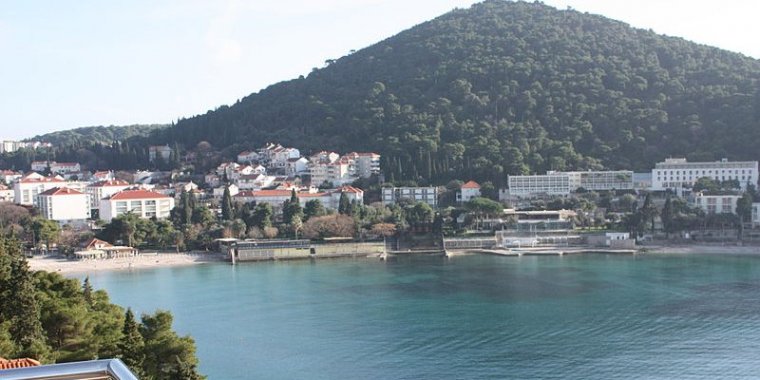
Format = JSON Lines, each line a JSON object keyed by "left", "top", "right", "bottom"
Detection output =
{"left": 29, "top": 124, "right": 167, "bottom": 146}
{"left": 34, "top": 1, "right": 760, "bottom": 184}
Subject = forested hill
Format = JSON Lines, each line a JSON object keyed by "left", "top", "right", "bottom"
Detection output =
{"left": 163, "top": 0, "right": 760, "bottom": 185}
{"left": 30, "top": 124, "right": 167, "bottom": 146}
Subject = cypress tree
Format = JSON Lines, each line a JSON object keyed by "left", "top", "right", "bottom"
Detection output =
{"left": 82, "top": 276, "right": 94, "bottom": 306}
{"left": 118, "top": 309, "right": 146, "bottom": 377}
{"left": 338, "top": 192, "right": 350, "bottom": 215}
{"left": 221, "top": 186, "right": 235, "bottom": 221}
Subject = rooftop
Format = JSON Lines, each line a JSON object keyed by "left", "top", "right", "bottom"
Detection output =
{"left": 109, "top": 189, "right": 170, "bottom": 200}
{"left": 39, "top": 187, "right": 84, "bottom": 196}
{"left": 461, "top": 180, "right": 481, "bottom": 189}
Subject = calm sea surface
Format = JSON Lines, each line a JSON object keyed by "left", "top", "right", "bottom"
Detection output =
{"left": 85, "top": 254, "right": 760, "bottom": 379}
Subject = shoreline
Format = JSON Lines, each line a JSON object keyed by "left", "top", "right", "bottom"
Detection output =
{"left": 27, "top": 252, "right": 227, "bottom": 275}
{"left": 27, "top": 244, "right": 760, "bottom": 276}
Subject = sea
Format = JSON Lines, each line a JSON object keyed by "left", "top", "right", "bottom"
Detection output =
{"left": 85, "top": 253, "right": 760, "bottom": 379}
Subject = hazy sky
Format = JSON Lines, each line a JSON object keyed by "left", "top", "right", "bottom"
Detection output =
{"left": 1, "top": 0, "right": 759, "bottom": 140}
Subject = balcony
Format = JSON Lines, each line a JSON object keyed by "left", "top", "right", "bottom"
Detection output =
{"left": 0, "top": 358, "right": 138, "bottom": 380}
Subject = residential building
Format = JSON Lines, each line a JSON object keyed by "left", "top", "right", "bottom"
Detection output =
{"left": 13, "top": 173, "right": 67, "bottom": 206}
{"left": 343, "top": 152, "right": 382, "bottom": 178}
{"left": 382, "top": 187, "right": 439, "bottom": 207}
{"left": 86, "top": 179, "right": 131, "bottom": 209}
{"left": 270, "top": 147, "right": 301, "bottom": 168}
{"left": 213, "top": 184, "right": 239, "bottom": 200}
{"left": 99, "top": 189, "right": 175, "bottom": 222}
{"left": 237, "top": 151, "right": 259, "bottom": 164}
{"left": 0, "top": 184, "right": 14, "bottom": 202}
{"left": 0, "top": 169, "right": 22, "bottom": 184}
{"left": 752, "top": 203, "right": 760, "bottom": 227}
{"left": 37, "top": 187, "right": 91, "bottom": 224}
{"left": 651, "top": 158, "right": 759, "bottom": 191}
{"left": 92, "top": 171, "right": 115, "bottom": 181}
{"left": 457, "top": 180, "right": 481, "bottom": 203}
{"left": 31, "top": 161, "right": 50, "bottom": 172}
{"left": 693, "top": 193, "right": 741, "bottom": 214}
{"left": 566, "top": 170, "right": 633, "bottom": 191}
{"left": 286, "top": 157, "right": 309, "bottom": 176}
{"left": 148, "top": 145, "right": 172, "bottom": 161}
{"left": 50, "top": 162, "right": 81, "bottom": 174}
{"left": 233, "top": 186, "right": 363, "bottom": 211}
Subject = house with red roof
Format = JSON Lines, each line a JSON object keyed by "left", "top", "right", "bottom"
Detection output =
{"left": 457, "top": 180, "right": 482, "bottom": 203}
{"left": 13, "top": 173, "right": 67, "bottom": 206}
{"left": 38, "top": 187, "right": 91, "bottom": 224}
{"left": 86, "top": 179, "right": 132, "bottom": 209}
{"left": 99, "top": 189, "right": 175, "bottom": 222}
{"left": 0, "top": 357, "right": 41, "bottom": 370}
{"left": 233, "top": 186, "right": 363, "bottom": 211}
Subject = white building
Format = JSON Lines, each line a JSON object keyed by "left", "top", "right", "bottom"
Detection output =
{"left": 343, "top": 152, "right": 382, "bottom": 178}
{"left": 237, "top": 151, "right": 259, "bottom": 164}
{"left": 286, "top": 157, "right": 309, "bottom": 176}
{"left": 457, "top": 181, "right": 482, "bottom": 203}
{"left": 213, "top": 184, "right": 239, "bottom": 200}
{"left": 233, "top": 186, "right": 363, "bottom": 211}
{"left": 99, "top": 189, "right": 175, "bottom": 222}
{"left": 0, "top": 170, "right": 22, "bottom": 184}
{"left": 86, "top": 179, "right": 131, "bottom": 209}
{"left": 382, "top": 187, "right": 439, "bottom": 207}
{"left": 31, "top": 161, "right": 50, "bottom": 172}
{"left": 693, "top": 193, "right": 741, "bottom": 214}
{"left": 50, "top": 162, "right": 81, "bottom": 174}
{"left": 507, "top": 170, "right": 634, "bottom": 198}
{"left": 37, "top": 187, "right": 90, "bottom": 224}
{"left": 148, "top": 145, "right": 172, "bottom": 161}
{"left": 13, "top": 173, "right": 67, "bottom": 206}
{"left": 651, "top": 158, "right": 759, "bottom": 191}
{"left": 0, "top": 184, "right": 14, "bottom": 202}
{"left": 752, "top": 202, "right": 760, "bottom": 227}
{"left": 508, "top": 173, "right": 571, "bottom": 197}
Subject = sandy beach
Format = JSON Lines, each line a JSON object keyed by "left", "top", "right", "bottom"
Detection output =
{"left": 28, "top": 252, "right": 227, "bottom": 275}
{"left": 639, "top": 244, "right": 760, "bottom": 255}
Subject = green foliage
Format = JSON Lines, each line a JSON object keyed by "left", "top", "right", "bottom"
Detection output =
{"left": 252, "top": 203, "right": 273, "bottom": 229}
{"left": 28, "top": 124, "right": 167, "bottom": 147}
{"left": 303, "top": 199, "right": 327, "bottom": 221}
{"left": 406, "top": 202, "right": 435, "bottom": 224}
{"left": 146, "top": 0, "right": 760, "bottom": 186}
{"left": 221, "top": 187, "right": 235, "bottom": 221}
{"left": 0, "top": 234, "right": 204, "bottom": 377}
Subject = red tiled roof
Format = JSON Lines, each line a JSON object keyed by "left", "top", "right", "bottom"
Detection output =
{"left": 20, "top": 176, "right": 64, "bottom": 184}
{"left": 0, "top": 357, "right": 41, "bottom": 370}
{"left": 338, "top": 186, "right": 363, "bottom": 194}
{"left": 39, "top": 187, "right": 84, "bottom": 196}
{"left": 89, "top": 179, "right": 130, "bottom": 187}
{"left": 109, "top": 189, "right": 170, "bottom": 200}
{"left": 461, "top": 180, "right": 481, "bottom": 189}
{"left": 84, "top": 238, "right": 114, "bottom": 250}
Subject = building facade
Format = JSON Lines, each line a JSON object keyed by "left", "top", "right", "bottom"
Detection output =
{"left": 382, "top": 187, "right": 439, "bottom": 207}
{"left": 13, "top": 173, "right": 67, "bottom": 206}
{"left": 99, "top": 189, "right": 175, "bottom": 222}
{"left": 457, "top": 181, "right": 482, "bottom": 203}
{"left": 693, "top": 193, "right": 741, "bottom": 214}
{"left": 86, "top": 180, "right": 131, "bottom": 209}
{"left": 37, "top": 187, "right": 90, "bottom": 224}
{"left": 651, "top": 158, "right": 759, "bottom": 191}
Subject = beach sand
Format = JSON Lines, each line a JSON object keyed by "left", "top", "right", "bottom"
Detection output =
{"left": 28, "top": 252, "right": 227, "bottom": 275}
{"left": 640, "top": 244, "right": 760, "bottom": 255}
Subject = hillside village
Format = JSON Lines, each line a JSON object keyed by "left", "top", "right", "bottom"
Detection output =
{"left": 2, "top": 139, "right": 760, "bottom": 258}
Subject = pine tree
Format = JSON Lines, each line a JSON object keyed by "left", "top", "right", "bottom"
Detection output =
{"left": 7, "top": 253, "right": 49, "bottom": 360}
{"left": 167, "top": 356, "right": 205, "bottom": 380}
{"left": 661, "top": 195, "right": 674, "bottom": 237}
{"left": 118, "top": 309, "right": 146, "bottom": 377}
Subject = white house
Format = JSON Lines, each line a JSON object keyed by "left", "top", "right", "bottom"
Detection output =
{"left": 343, "top": 152, "right": 382, "bottom": 178}
{"left": 99, "top": 189, "right": 175, "bottom": 222}
{"left": 237, "top": 151, "right": 259, "bottom": 164}
{"left": 651, "top": 158, "right": 759, "bottom": 191}
{"left": 37, "top": 187, "right": 91, "bottom": 225}
{"left": 213, "top": 184, "right": 239, "bottom": 200}
{"left": 286, "top": 157, "right": 309, "bottom": 176}
{"left": 270, "top": 147, "right": 301, "bottom": 168}
{"left": 0, "top": 170, "right": 22, "bottom": 184}
{"left": 50, "top": 162, "right": 81, "bottom": 174}
{"left": 457, "top": 180, "right": 481, "bottom": 203}
{"left": 86, "top": 179, "right": 131, "bottom": 209}
{"left": 13, "top": 173, "right": 67, "bottom": 206}
{"left": 693, "top": 193, "right": 741, "bottom": 214}
{"left": 30, "top": 161, "right": 50, "bottom": 172}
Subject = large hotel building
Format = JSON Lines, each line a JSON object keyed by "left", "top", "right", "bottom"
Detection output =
{"left": 650, "top": 158, "right": 758, "bottom": 191}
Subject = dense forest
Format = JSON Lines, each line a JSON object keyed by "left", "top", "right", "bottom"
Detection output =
{"left": 29, "top": 125, "right": 167, "bottom": 147}
{"left": 9, "top": 0, "right": 760, "bottom": 186}
{"left": 0, "top": 235, "right": 204, "bottom": 379}
{"left": 155, "top": 0, "right": 760, "bottom": 185}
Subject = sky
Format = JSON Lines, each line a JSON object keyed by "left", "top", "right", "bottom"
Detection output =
{"left": 1, "top": 0, "right": 759, "bottom": 140}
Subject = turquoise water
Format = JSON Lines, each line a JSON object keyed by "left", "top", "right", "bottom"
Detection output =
{"left": 85, "top": 254, "right": 760, "bottom": 379}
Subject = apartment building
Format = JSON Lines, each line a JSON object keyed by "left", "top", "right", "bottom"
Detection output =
{"left": 37, "top": 187, "right": 90, "bottom": 224}
{"left": 99, "top": 189, "right": 175, "bottom": 222}
{"left": 382, "top": 187, "right": 439, "bottom": 207}
{"left": 651, "top": 158, "right": 759, "bottom": 191}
